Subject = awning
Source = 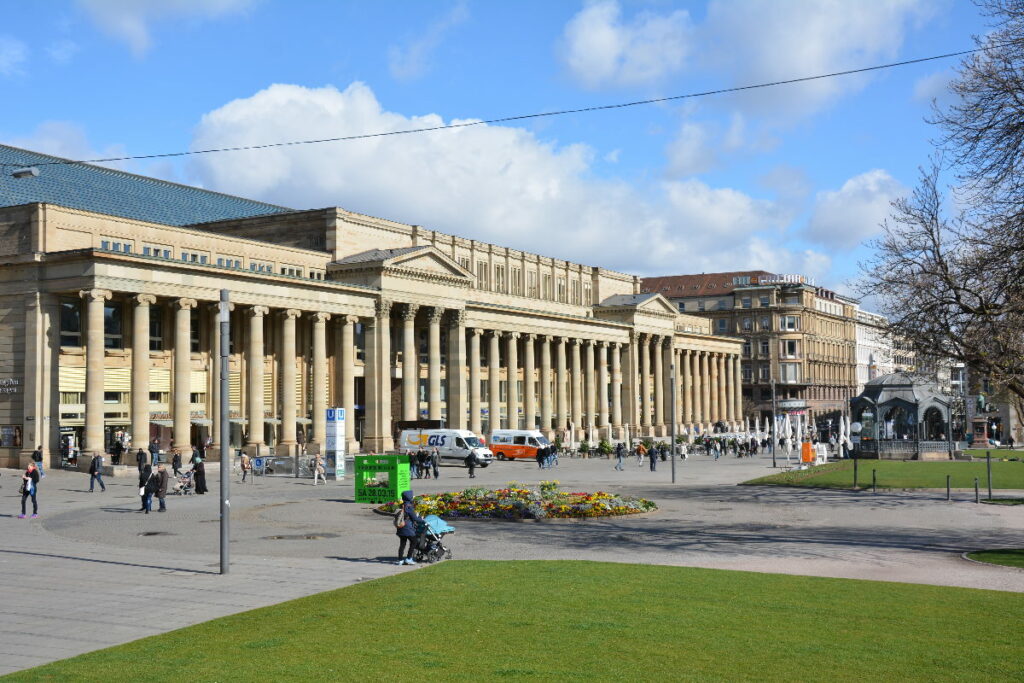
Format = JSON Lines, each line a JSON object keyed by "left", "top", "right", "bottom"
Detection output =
{"left": 296, "top": 417, "right": 312, "bottom": 424}
{"left": 264, "top": 418, "right": 282, "bottom": 425}
{"left": 191, "top": 419, "right": 212, "bottom": 426}
{"left": 151, "top": 420, "right": 173, "bottom": 427}
{"left": 230, "top": 418, "right": 247, "bottom": 424}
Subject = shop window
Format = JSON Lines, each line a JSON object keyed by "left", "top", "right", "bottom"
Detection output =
{"left": 60, "top": 299, "right": 82, "bottom": 347}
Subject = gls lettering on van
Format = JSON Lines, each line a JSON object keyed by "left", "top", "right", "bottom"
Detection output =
{"left": 427, "top": 435, "right": 447, "bottom": 447}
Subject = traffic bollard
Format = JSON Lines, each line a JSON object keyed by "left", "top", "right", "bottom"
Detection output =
{"left": 946, "top": 474, "right": 950, "bottom": 502}
{"left": 872, "top": 469, "right": 876, "bottom": 494}
{"left": 974, "top": 477, "right": 979, "bottom": 504}
{"left": 987, "top": 452, "right": 993, "bottom": 500}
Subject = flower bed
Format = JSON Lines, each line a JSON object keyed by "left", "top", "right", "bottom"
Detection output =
{"left": 377, "top": 480, "right": 657, "bottom": 520}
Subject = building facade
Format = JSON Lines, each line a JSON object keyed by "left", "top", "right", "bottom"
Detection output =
{"left": 641, "top": 271, "right": 859, "bottom": 434}
{"left": 0, "top": 145, "right": 744, "bottom": 467}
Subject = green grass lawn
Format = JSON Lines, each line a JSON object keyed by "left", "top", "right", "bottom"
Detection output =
{"left": 964, "top": 448, "right": 1021, "bottom": 461}
{"left": 9, "top": 561, "right": 1023, "bottom": 682}
{"left": 967, "top": 549, "right": 1024, "bottom": 569}
{"left": 743, "top": 459, "right": 1024, "bottom": 490}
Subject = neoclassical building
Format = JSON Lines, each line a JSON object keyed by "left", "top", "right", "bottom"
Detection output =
{"left": 0, "top": 144, "right": 743, "bottom": 467}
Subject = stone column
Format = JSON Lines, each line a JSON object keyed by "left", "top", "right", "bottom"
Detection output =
{"left": 718, "top": 353, "right": 728, "bottom": 425}
{"left": 364, "top": 300, "right": 393, "bottom": 452}
{"left": 131, "top": 294, "right": 156, "bottom": 454}
{"left": 584, "top": 340, "right": 596, "bottom": 430}
{"left": 447, "top": 311, "right": 467, "bottom": 430}
{"left": 81, "top": 289, "right": 111, "bottom": 455}
{"left": 279, "top": 309, "right": 301, "bottom": 452}
{"left": 682, "top": 349, "right": 693, "bottom": 427}
{"left": 311, "top": 312, "right": 330, "bottom": 447}
{"left": 246, "top": 306, "right": 269, "bottom": 446}
{"left": 653, "top": 335, "right": 664, "bottom": 434}
{"left": 469, "top": 329, "right": 482, "bottom": 434}
{"left": 734, "top": 354, "right": 743, "bottom": 427}
{"left": 611, "top": 342, "right": 622, "bottom": 432}
{"left": 597, "top": 342, "right": 609, "bottom": 429}
{"left": 506, "top": 332, "right": 519, "bottom": 429}
{"left": 640, "top": 335, "right": 652, "bottom": 432}
{"left": 540, "top": 335, "right": 552, "bottom": 433}
{"left": 428, "top": 307, "right": 443, "bottom": 421}
{"left": 173, "top": 298, "right": 197, "bottom": 451}
{"left": 522, "top": 334, "right": 536, "bottom": 430}
{"left": 401, "top": 304, "right": 418, "bottom": 421}
{"left": 570, "top": 339, "right": 582, "bottom": 436}
{"left": 488, "top": 330, "right": 501, "bottom": 431}
{"left": 555, "top": 337, "right": 568, "bottom": 432}
{"left": 624, "top": 337, "right": 639, "bottom": 433}
{"left": 700, "top": 351, "right": 711, "bottom": 427}
{"left": 724, "top": 353, "right": 735, "bottom": 424}
{"left": 337, "top": 315, "right": 358, "bottom": 452}
{"left": 708, "top": 353, "right": 720, "bottom": 422}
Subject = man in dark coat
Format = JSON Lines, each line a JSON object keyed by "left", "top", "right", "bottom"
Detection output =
{"left": 136, "top": 448, "right": 147, "bottom": 472}
{"left": 148, "top": 438, "right": 160, "bottom": 466}
{"left": 649, "top": 446, "right": 658, "bottom": 472}
{"left": 466, "top": 450, "right": 477, "bottom": 478}
{"left": 156, "top": 465, "right": 169, "bottom": 512}
{"left": 395, "top": 490, "right": 424, "bottom": 565}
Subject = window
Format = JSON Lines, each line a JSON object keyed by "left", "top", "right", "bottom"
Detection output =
{"left": 103, "top": 391, "right": 122, "bottom": 404}
{"left": 280, "top": 265, "right": 303, "bottom": 277}
{"left": 742, "top": 341, "right": 751, "bottom": 357}
{"left": 697, "top": 300, "right": 706, "bottom": 312}
{"left": 217, "top": 256, "right": 243, "bottom": 269}
{"left": 781, "top": 339, "right": 799, "bottom": 358}
{"left": 180, "top": 251, "right": 209, "bottom": 264}
{"left": 583, "top": 282, "right": 592, "bottom": 306}
{"left": 494, "top": 265, "right": 506, "bottom": 293}
{"left": 759, "top": 316, "right": 771, "bottom": 331}
{"left": 678, "top": 303, "right": 687, "bottom": 313}
{"left": 60, "top": 299, "right": 82, "bottom": 347}
{"left": 104, "top": 302, "right": 123, "bottom": 349}
{"left": 149, "top": 391, "right": 169, "bottom": 404}
{"left": 716, "top": 319, "right": 727, "bottom": 332}
{"left": 716, "top": 299, "right": 729, "bottom": 311}
{"left": 759, "top": 340, "right": 770, "bottom": 356}
{"left": 190, "top": 308, "right": 200, "bottom": 352}
{"left": 759, "top": 365, "right": 771, "bottom": 381}
{"left": 780, "top": 363, "right": 801, "bottom": 383}
{"left": 742, "top": 365, "right": 752, "bottom": 382}
{"left": 142, "top": 244, "right": 172, "bottom": 259}
{"left": 557, "top": 277, "right": 567, "bottom": 303}
{"left": 759, "top": 295, "right": 770, "bottom": 307}
{"left": 741, "top": 297, "right": 751, "bottom": 309}
{"left": 741, "top": 317, "right": 752, "bottom": 331}
{"left": 783, "top": 294, "right": 800, "bottom": 305}
{"left": 733, "top": 276, "right": 751, "bottom": 285}
{"left": 149, "top": 306, "right": 163, "bottom": 351}
{"left": 511, "top": 268, "right": 522, "bottom": 295}
{"left": 477, "top": 261, "right": 489, "bottom": 290}
{"left": 189, "top": 392, "right": 206, "bottom": 404}
{"left": 249, "top": 261, "right": 273, "bottom": 273}
{"left": 571, "top": 279, "right": 581, "bottom": 305}
{"left": 542, "top": 274, "right": 553, "bottom": 300}
{"left": 100, "top": 237, "right": 132, "bottom": 253}
{"left": 527, "top": 271, "right": 538, "bottom": 298}
{"left": 458, "top": 257, "right": 471, "bottom": 271}
{"left": 781, "top": 315, "right": 800, "bottom": 331}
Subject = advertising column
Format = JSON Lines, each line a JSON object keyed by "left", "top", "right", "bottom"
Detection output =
{"left": 326, "top": 407, "right": 347, "bottom": 480}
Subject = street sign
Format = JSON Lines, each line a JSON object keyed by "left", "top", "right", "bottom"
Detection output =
{"left": 326, "top": 407, "right": 346, "bottom": 480}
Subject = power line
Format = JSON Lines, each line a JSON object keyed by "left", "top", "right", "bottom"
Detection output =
{"left": 25, "top": 44, "right": 1004, "bottom": 167}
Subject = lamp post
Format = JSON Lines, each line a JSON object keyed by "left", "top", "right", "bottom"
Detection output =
{"left": 770, "top": 376, "right": 778, "bottom": 468}
{"left": 670, "top": 362, "right": 677, "bottom": 484}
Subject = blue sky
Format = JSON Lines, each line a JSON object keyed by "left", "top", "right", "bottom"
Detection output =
{"left": 0, "top": 0, "right": 988, "bottom": 300}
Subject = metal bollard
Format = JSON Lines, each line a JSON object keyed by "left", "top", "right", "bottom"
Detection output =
{"left": 986, "top": 452, "right": 993, "bottom": 500}
{"left": 872, "top": 469, "right": 877, "bottom": 494}
{"left": 974, "top": 477, "right": 979, "bottom": 504}
{"left": 853, "top": 457, "right": 859, "bottom": 490}
{"left": 946, "top": 474, "right": 951, "bottom": 502}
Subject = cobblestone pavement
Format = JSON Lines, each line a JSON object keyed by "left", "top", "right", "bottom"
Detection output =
{"left": 1, "top": 454, "right": 1021, "bottom": 675}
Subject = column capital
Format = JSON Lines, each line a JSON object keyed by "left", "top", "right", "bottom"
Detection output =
{"left": 448, "top": 309, "right": 466, "bottom": 327}
{"left": 522, "top": 332, "right": 535, "bottom": 341}
{"left": 312, "top": 311, "right": 332, "bottom": 323}
{"left": 470, "top": 327, "right": 484, "bottom": 337}
{"left": 339, "top": 314, "right": 359, "bottom": 325}
{"left": 133, "top": 294, "right": 157, "bottom": 306}
{"left": 281, "top": 308, "right": 302, "bottom": 320}
{"left": 248, "top": 305, "right": 270, "bottom": 318}
{"left": 427, "top": 306, "right": 445, "bottom": 324}
{"left": 174, "top": 297, "right": 198, "bottom": 310}
{"left": 79, "top": 288, "right": 111, "bottom": 302}
{"left": 207, "top": 300, "right": 233, "bottom": 313}
{"left": 488, "top": 329, "right": 503, "bottom": 340}
{"left": 374, "top": 299, "right": 392, "bottom": 318}
{"left": 661, "top": 336, "right": 673, "bottom": 348}
{"left": 507, "top": 331, "right": 521, "bottom": 340}
{"left": 402, "top": 303, "right": 419, "bottom": 321}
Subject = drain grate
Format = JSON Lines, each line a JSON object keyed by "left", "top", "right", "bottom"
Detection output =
{"left": 263, "top": 533, "right": 339, "bottom": 541}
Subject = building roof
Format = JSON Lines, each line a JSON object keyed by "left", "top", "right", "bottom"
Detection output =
{"left": 0, "top": 143, "right": 294, "bottom": 226}
{"left": 332, "top": 246, "right": 428, "bottom": 265}
{"left": 596, "top": 293, "right": 660, "bottom": 307}
{"left": 641, "top": 271, "right": 776, "bottom": 298}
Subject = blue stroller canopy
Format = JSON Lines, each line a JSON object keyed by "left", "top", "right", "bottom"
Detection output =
{"left": 423, "top": 514, "right": 455, "bottom": 534}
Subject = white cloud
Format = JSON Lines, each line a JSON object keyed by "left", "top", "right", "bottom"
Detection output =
{"left": 187, "top": 82, "right": 825, "bottom": 277}
{"left": 0, "top": 36, "right": 28, "bottom": 76}
{"left": 666, "top": 122, "right": 715, "bottom": 177}
{"left": 77, "top": 0, "right": 255, "bottom": 56}
{"left": 560, "top": 0, "right": 691, "bottom": 89}
{"left": 703, "top": 0, "right": 934, "bottom": 116}
{"left": 388, "top": 2, "right": 468, "bottom": 81}
{"left": 3, "top": 121, "right": 131, "bottom": 170}
{"left": 805, "top": 169, "right": 906, "bottom": 249}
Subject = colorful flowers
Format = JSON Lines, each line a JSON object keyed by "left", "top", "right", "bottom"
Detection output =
{"left": 377, "top": 483, "right": 656, "bottom": 520}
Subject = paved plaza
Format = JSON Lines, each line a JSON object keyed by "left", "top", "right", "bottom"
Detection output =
{"left": 1, "top": 454, "right": 1022, "bottom": 675}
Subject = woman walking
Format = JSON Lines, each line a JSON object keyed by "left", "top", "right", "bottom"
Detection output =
{"left": 138, "top": 464, "right": 154, "bottom": 513}
{"left": 312, "top": 454, "right": 326, "bottom": 485}
{"left": 155, "top": 464, "right": 169, "bottom": 513}
{"left": 394, "top": 490, "right": 423, "bottom": 566}
{"left": 19, "top": 461, "right": 40, "bottom": 518}
{"left": 192, "top": 456, "right": 208, "bottom": 494}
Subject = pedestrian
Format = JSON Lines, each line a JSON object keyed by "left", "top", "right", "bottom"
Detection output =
{"left": 394, "top": 490, "right": 423, "bottom": 566}
{"left": 192, "top": 456, "right": 208, "bottom": 494}
{"left": 418, "top": 449, "right": 431, "bottom": 479}
{"left": 312, "top": 454, "right": 326, "bottom": 485}
{"left": 156, "top": 464, "right": 169, "bottom": 513}
{"left": 240, "top": 451, "right": 251, "bottom": 482}
{"left": 713, "top": 441, "right": 720, "bottom": 461}
{"left": 111, "top": 439, "right": 125, "bottom": 466}
{"left": 408, "top": 450, "right": 420, "bottom": 479}
{"left": 138, "top": 463, "right": 154, "bottom": 513}
{"left": 191, "top": 445, "right": 201, "bottom": 466}
{"left": 536, "top": 445, "right": 545, "bottom": 469}
{"left": 19, "top": 462, "right": 40, "bottom": 519}
{"left": 614, "top": 442, "right": 625, "bottom": 471}
{"left": 649, "top": 446, "right": 658, "bottom": 472}
{"left": 635, "top": 442, "right": 646, "bottom": 467}
{"left": 136, "top": 447, "right": 147, "bottom": 472}
{"left": 31, "top": 444, "right": 45, "bottom": 478}
{"left": 148, "top": 438, "right": 160, "bottom": 466}
{"left": 1008, "top": 436, "right": 1015, "bottom": 450}
{"left": 171, "top": 449, "right": 182, "bottom": 476}
{"left": 431, "top": 447, "right": 440, "bottom": 479}
{"left": 88, "top": 452, "right": 106, "bottom": 492}
{"left": 466, "top": 450, "right": 477, "bottom": 478}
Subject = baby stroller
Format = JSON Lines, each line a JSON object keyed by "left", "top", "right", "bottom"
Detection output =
{"left": 413, "top": 514, "right": 455, "bottom": 564}
{"left": 172, "top": 470, "right": 195, "bottom": 495}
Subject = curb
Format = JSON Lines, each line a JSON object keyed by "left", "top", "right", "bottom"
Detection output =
{"left": 370, "top": 506, "right": 657, "bottom": 523}
{"left": 959, "top": 550, "right": 1024, "bottom": 572}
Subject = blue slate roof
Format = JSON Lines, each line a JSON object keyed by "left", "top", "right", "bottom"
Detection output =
{"left": 0, "top": 144, "right": 294, "bottom": 226}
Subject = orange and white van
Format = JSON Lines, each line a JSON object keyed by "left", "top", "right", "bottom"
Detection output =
{"left": 488, "top": 429, "right": 551, "bottom": 461}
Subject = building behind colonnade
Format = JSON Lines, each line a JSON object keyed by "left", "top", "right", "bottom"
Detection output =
{"left": 0, "top": 144, "right": 744, "bottom": 467}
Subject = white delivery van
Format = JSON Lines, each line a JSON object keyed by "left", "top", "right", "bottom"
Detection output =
{"left": 397, "top": 429, "right": 493, "bottom": 467}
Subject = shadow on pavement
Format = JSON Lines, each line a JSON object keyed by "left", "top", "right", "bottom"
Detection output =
{"left": 0, "top": 548, "right": 219, "bottom": 575}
